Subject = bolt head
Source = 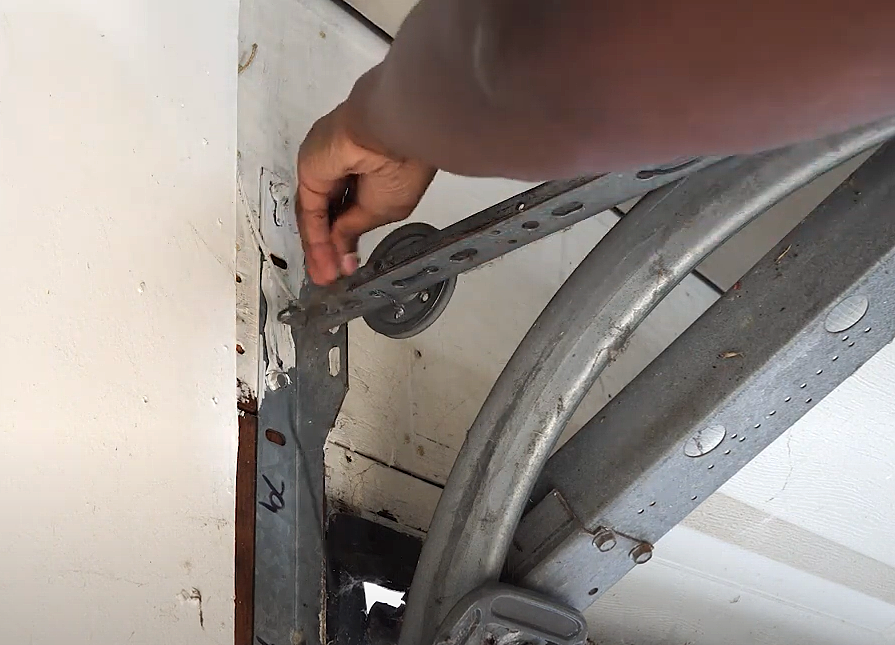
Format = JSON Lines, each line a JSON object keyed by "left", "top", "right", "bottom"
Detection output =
{"left": 266, "top": 370, "right": 291, "bottom": 391}
{"left": 629, "top": 543, "right": 653, "bottom": 565}
{"left": 592, "top": 529, "right": 617, "bottom": 552}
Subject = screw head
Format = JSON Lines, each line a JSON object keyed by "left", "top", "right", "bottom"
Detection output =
{"left": 266, "top": 370, "right": 291, "bottom": 391}
{"left": 629, "top": 543, "right": 653, "bottom": 565}
{"left": 592, "top": 528, "right": 617, "bottom": 552}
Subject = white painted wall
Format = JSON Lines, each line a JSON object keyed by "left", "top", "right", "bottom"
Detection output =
{"left": 0, "top": 1, "right": 238, "bottom": 643}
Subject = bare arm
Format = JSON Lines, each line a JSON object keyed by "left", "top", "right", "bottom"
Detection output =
{"left": 297, "top": 0, "right": 895, "bottom": 283}
{"left": 353, "top": 0, "right": 895, "bottom": 177}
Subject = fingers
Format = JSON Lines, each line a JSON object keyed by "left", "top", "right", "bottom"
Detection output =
{"left": 296, "top": 183, "right": 341, "bottom": 285}
{"left": 295, "top": 104, "right": 436, "bottom": 284}
{"left": 295, "top": 112, "right": 354, "bottom": 285}
{"left": 329, "top": 204, "right": 385, "bottom": 274}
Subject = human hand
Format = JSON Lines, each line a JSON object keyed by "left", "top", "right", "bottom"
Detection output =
{"left": 295, "top": 102, "right": 436, "bottom": 285}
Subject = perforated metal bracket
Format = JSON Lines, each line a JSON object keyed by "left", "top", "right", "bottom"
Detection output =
{"left": 432, "top": 584, "right": 588, "bottom": 645}
{"left": 279, "top": 158, "right": 721, "bottom": 330}
{"left": 253, "top": 296, "right": 348, "bottom": 645}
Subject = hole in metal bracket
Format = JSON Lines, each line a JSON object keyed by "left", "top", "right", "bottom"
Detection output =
{"left": 552, "top": 202, "right": 584, "bottom": 218}
{"left": 450, "top": 249, "right": 478, "bottom": 263}
{"left": 328, "top": 347, "right": 341, "bottom": 377}
{"left": 522, "top": 221, "right": 540, "bottom": 230}
{"left": 269, "top": 254, "right": 288, "bottom": 270}
{"left": 265, "top": 429, "right": 286, "bottom": 446}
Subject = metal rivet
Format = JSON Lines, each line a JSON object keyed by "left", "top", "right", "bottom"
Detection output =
{"left": 824, "top": 295, "right": 869, "bottom": 333}
{"left": 592, "top": 528, "right": 617, "bottom": 552}
{"left": 683, "top": 424, "right": 726, "bottom": 457}
{"left": 630, "top": 543, "right": 653, "bottom": 565}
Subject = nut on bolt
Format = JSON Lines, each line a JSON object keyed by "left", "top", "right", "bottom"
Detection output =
{"left": 629, "top": 542, "right": 653, "bottom": 565}
{"left": 592, "top": 528, "right": 617, "bottom": 552}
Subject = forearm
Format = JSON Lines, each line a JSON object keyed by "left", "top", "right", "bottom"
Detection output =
{"left": 345, "top": 0, "right": 895, "bottom": 180}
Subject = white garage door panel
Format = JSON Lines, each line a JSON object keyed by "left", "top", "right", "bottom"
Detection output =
{"left": 686, "top": 494, "right": 895, "bottom": 616}
{"left": 657, "top": 524, "right": 895, "bottom": 632}
{"left": 721, "top": 341, "right": 895, "bottom": 570}
{"left": 590, "top": 531, "right": 893, "bottom": 645}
